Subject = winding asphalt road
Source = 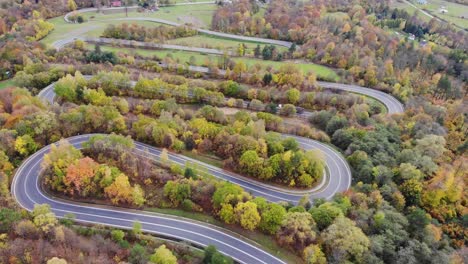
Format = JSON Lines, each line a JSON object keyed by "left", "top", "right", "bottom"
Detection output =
{"left": 11, "top": 135, "right": 286, "bottom": 264}
{"left": 12, "top": 5, "right": 404, "bottom": 263}
{"left": 56, "top": 6, "right": 404, "bottom": 114}
{"left": 14, "top": 77, "right": 353, "bottom": 264}
{"left": 38, "top": 77, "right": 351, "bottom": 202}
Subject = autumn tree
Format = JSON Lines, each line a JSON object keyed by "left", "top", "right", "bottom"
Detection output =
{"left": 64, "top": 157, "right": 99, "bottom": 196}
{"left": 32, "top": 204, "right": 58, "bottom": 233}
{"left": 234, "top": 201, "right": 261, "bottom": 230}
{"left": 277, "top": 212, "right": 317, "bottom": 251}
{"left": 321, "top": 216, "right": 370, "bottom": 263}
{"left": 67, "top": 0, "right": 77, "bottom": 11}
{"left": 105, "top": 174, "right": 134, "bottom": 205}
{"left": 303, "top": 244, "right": 326, "bottom": 264}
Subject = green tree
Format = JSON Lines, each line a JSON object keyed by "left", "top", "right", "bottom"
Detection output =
{"left": 407, "top": 207, "right": 430, "bottom": 234}
{"left": 204, "top": 245, "right": 233, "bottom": 264}
{"left": 258, "top": 203, "right": 287, "bottom": 234}
{"left": 0, "top": 208, "right": 21, "bottom": 232}
{"left": 203, "top": 245, "right": 217, "bottom": 264}
{"left": 322, "top": 217, "right": 370, "bottom": 263}
{"left": 309, "top": 202, "right": 343, "bottom": 230}
{"left": 254, "top": 44, "right": 261, "bottom": 58}
{"left": 263, "top": 73, "right": 272, "bottom": 85}
{"left": 239, "top": 150, "right": 263, "bottom": 177}
{"left": 286, "top": 88, "right": 301, "bottom": 104}
{"left": 150, "top": 245, "right": 177, "bottom": 264}
{"left": 129, "top": 243, "right": 148, "bottom": 264}
{"left": 436, "top": 75, "right": 452, "bottom": 99}
{"left": 111, "top": 229, "right": 125, "bottom": 242}
{"left": 212, "top": 183, "right": 246, "bottom": 209}
{"left": 211, "top": 252, "right": 234, "bottom": 264}
{"left": 164, "top": 181, "right": 191, "bottom": 206}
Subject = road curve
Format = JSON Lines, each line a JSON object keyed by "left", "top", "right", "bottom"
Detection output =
{"left": 11, "top": 134, "right": 286, "bottom": 264}
{"left": 38, "top": 78, "right": 351, "bottom": 202}
{"left": 317, "top": 82, "right": 404, "bottom": 114}
{"left": 57, "top": 7, "right": 404, "bottom": 114}
{"left": 12, "top": 5, "right": 403, "bottom": 261}
{"left": 64, "top": 6, "right": 294, "bottom": 48}
{"left": 13, "top": 78, "right": 352, "bottom": 264}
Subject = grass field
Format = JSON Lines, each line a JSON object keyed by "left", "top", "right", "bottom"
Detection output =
{"left": 42, "top": 18, "right": 176, "bottom": 45}
{"left": 390, "top": 0, "right": 433, "bottom": 22}
{"left": 167, "top": 35, "right": 289, "bottom": 53}
{"left": 0, "top": 79, "right": 15, "bottom": 90}
{"left": 42, "top": 3, "right": 288, "bottom": 53}
{"left": 146, "top": 207, "right": 304, "bottom": 264}
{"left": 97, "top": 45, "right": 339, "bottom": 80}
{"left": 80, "top": 4, "right": 217, "bottom": 28}
{"left": 391, "top": 0, "right": 468, "bottom": 28}
{"left": 422, "top": 0, "right": 468, "bottom": 28}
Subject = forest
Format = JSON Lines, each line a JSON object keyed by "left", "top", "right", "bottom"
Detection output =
{"left": 0, "top": 0, "right": 466, "bottom": 263}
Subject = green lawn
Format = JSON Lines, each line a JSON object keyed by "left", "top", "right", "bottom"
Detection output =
{"left": 421, "top": 0, "right": 468, "bottom": 28}
{"left": 41, "top": 17, "right": 170, "bottom": 46}
{"left": 80, "top": 4, "right": 217, "bottom": 28}
{"left": 0, "top": 79, "right": 15, "bottom": 90}
{"left": 96, "top": 45, "right": 339, "bottom": 80}
{"left": 391, "top": 0, "right": 468, "bottom": 27}
{"left": 390, "top": 0, "right": 433, "bottom": 22}
{"left": 167, "top": 34, "right": 288, "bottom": 53}
{"left": 145, "top": 207, "right": 304, "bottom": 264}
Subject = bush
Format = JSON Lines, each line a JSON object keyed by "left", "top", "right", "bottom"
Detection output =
{"left": 182, "top": 199, "right": 195, "bottom": 211}
{"left": 111, "top": 229, "right": 125, "bottom": 242}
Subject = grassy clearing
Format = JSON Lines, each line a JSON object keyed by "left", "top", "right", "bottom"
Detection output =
{"left": 96, "top": 45, "right": 338, "bottom": 80}
{"left": 390, "top": 0, "right": 433, "bottom": 22}
{"left": 422, "top": 0, "right": 468, "bottom": 28}
{"left": 0, "top": 79, "right": 15, "bottom": 90}
{"left": 42, "top": 17, "right": 173, "bottom": 46}
{"left": 167, "top": 34, "right": 288, "bottom": 53}
{"left": 80, "top": 4, "right": 217, "bottom": 28}
{"left": 145, "top": 207, "right": 304, "bottom": 264}
{"left": 390, "top": 0, "right": 468, "bottom": 27}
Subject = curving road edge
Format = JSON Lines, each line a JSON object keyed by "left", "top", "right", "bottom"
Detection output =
{"left": 56, "top": 6, "right": 404, "bottom": 114}
{"left": 11, "top": 135, "right": 286, "bottom": 264}
{"left": 12, "top": 77, "right": 353, "bottom": 264}
{"left": 38, "top": 78, "right": 352, "bottom": 203}
{"left": 10, "top": 5, "right": 406, "bottom": 262}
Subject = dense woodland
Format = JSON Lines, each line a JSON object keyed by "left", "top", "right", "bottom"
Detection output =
{"left": 0, "top": 0, "right": 466, "bottom": 263}
{"left": 212, "top": 0, "right": 467, "bottom": 100}
{"left": 102, "top": 24, "right": 198, "bottom": 42}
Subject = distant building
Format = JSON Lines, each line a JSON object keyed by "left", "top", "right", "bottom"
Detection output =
{"left": 110, "top": 1, "right": 122, "bottom": 7}
{"left": 416, "top": 0, "right": 427, "bottom": 4}
{"left": 439, "top": 6, "right": 448, "bottom": 13}
{"left": 420, "top": 40, "right": 428, "bottom": 47}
